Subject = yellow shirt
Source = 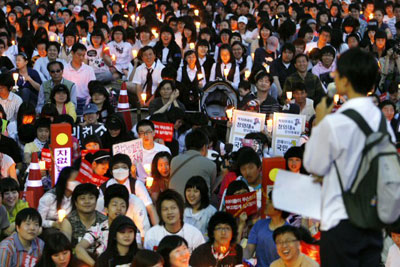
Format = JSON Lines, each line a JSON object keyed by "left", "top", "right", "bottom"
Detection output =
{"left": 7, "top": 199, "right": 30, "bottom": 223}
{"left": 270, "top": 253, "right": 320, "bottom": 267}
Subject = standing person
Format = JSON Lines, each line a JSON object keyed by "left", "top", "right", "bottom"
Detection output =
{"left": 190, "top": 212, "right": 243, "bottom": 267}
{"left": 303, "top": 48, "right": 394, "bottom": 266}
{"left": 144, "top": 189, "right": 205, "bottom": 252}
{"left": 0, "top": 208, "right": 44, "bottom": 267}
{"left": 62, "top": 43, "right": 96, "bottom": 115}
{"left": 96, "top": 215, "right": 139, "bottom": 267}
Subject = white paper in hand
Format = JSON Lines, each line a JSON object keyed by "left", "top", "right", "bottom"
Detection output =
{"left": 272, "top": 170, "right": 322, "bottom": 220}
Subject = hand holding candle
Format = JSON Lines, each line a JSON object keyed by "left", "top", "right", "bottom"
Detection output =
{"left": 224, "top": 68, "right": 229, "bottom": 79}
{"left": 132, "top": 49, "right": 138, "bottom": 58}
{"left": 82, "top": 37, "right": 87, "bottom": 45}
{"left": 226, "top": 107, "right": 234, "bottom": 121}
{"left": 58, "top": 209, "right": 67, "bottom": 222}
{"left": 334, "top": 94, "right": 340, "bottom": 104}
{"left": 141, "top": 93, "right": 147, "bottom": 103}
{"left": 146, "top": 177, "right": 154, "bottom": 188}
{"left": 194, "top": 9, "right": 199, "bottom": 16}
{"left": 267, "top": 119, "right": 273, "bottom": 133}
{"left": 244, "top": 70, "right": 251, "bottom": 80}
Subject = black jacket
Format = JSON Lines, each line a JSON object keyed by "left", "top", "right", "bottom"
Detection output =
{"left": 153, "top": 40, "right": 182, "bottom": 70}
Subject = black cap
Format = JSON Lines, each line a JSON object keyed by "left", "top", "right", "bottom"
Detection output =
{"left": 106, "top": 116, "right": 123, "bottom": 130}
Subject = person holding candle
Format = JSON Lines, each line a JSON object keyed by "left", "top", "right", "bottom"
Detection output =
{"left": 108, "top": 26, "right": 133, "bottom": 79}
{"left": 37, "top": 167, "right": 78, "bottom": 230}
{"left": 33, "top": 41, "right": 67, "bottom": 82}
{"left": 195, "top": 39, "right": 215, "bottom": 83}
{"left": 270, "top": 43, "right": 296, "bottom": 98}
{"left": 232, "top": 41, "right": 252, "bottom": 80}
{"left": 190, "top": 211, "right": 243, "bottom": 266}
{"left": 157, "top": 235, "right": 190, "bottom": 267}
{"left": 290, "top": 82, "right": 316, "bottom": 121}
{"left": 180, "top": 23, "right": 197, "bottom": 53}
{"left": 153, "top": 26, "right": 182, "bottom": 70}
{"left": 59, "top": 30, "right": 78, "bottom": 64}
{"left": 209, "top": 44, "right": 240, "bottom": 89}
{"left": 148, "top": 80, "right": 185, "bottom": 116}
{"left": 86, "top": 29, "right": 113, "bottom": 84}
{"left": 183, "top": 176, "right": 217, "bottom": 238}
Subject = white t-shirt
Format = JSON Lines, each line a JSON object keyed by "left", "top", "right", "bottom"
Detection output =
{"left": 86, "top": 45, "right": 109, "bottom": 73}
{"left": 108, "top": 40, "right": 132, "bottom": 73}
{"left": 0, "top": 153, "right": 15, "bottom": 178}
{"left": 144, "top": 223, "right": 205, "bottom": 252}
{"left": 142, "top": 142, "right": 171, "bottom": 167}
{"left": 183, "top": 205, "right": 217, "bottom": 238}
{"left": 386, "top": 244, "right": 400, "bottom": 267}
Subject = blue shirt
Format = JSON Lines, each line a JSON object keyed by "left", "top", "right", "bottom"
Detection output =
{"left": 247, "top": 218, "right": 288, "bottom": 267}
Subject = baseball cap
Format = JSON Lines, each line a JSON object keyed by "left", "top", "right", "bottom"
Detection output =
{"left": 73, "top": 5, "right": 81, "bottom": 14}
{"left": 266, "top": 36, "right": 279, "bottom": 52}
{"left": 238, "top": 16, "right": 248, "bottom": 25}
{"left": 83, "top": 103, "right": 98, "bottom": 115}
{"left": 56, "top": 17, "right": 65, "bottom": 24}
{"left": 341, "top": 0, "right": 351, "bottom": 5}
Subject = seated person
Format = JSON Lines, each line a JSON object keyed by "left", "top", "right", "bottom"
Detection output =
{"left": 76, "top": 184, "right": 141, "bottom": 266}
{"left": 0, "top": 178, "right": 29, "bottom": 233}
{"left": 238, "top": 80, "right": 253, "bottom": 110}
{"left": 50, "top": 84, "right": 77, "bottom": 122}
{"left": 270, "top": 225, "right": 319, "bottom": 267}
{"left": 86, "top": 150, "right": 110, "bottom": 177}
{"left": 0, "top": 152, "right": 17, "bottom": 181}
{"left": 386, "top": 226, "right": 400, "bottom": 267}
{"left": 148, "top": 151, "right": 172, "bottom": 203}
{"left": 144, "top": 189, "right": 205, "bottom": 252}
{"left": 80, "top": 103, "right": 100, "bottom": 126}
{"left": 23, "top": 118, "right": 51, "bottom": 165}
{"left": 37, "top": 167, "right": 78, "bottom": 229}
{"left": 98, "top": 153, "right": 157, "bottom": 226}
{"left": 290, "top": 82, "right": 315, "bottom": 121}
{"left": 148, "top": 80, "right": 185, "bottom": 116}
{"left": 82, "top": 134, "right": 103, "bottom": 151}
{"left": 97, "top": 215, "right": 139, "bottom": 267}
{"left": 0, "top": 181, "right": 11, "bottom": 237}
{"left": 60, "top": 183, "right": 107, "bottom": 247}
{"left": 0, "top": 208, "right": 44, "bottom": 266}
{"left": 157, "top": 235, "right": 190, "bottom": 267}
{"left": 190, "top": 212, "right": 243, "bottom": 267}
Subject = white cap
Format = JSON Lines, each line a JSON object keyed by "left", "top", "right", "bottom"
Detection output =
{"left": 238, "top": 16, "right": 248, "bottom": 25}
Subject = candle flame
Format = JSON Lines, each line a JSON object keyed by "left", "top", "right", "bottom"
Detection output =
{"left": 13, "top": 73, "right": 19, "bottom": 82}
{"left": 334, "top": 94, "right": 340, "bottom": 104}
{"left": 189, "top": 43, "right": 195, "bottom": 50}
{"left": 194, "top": 9, "right": 199, "bottom": 16}
{"left": 226, "top": 107, "right": 234, "bottom": 120}
{"left": 141, "top": 93, "right": 147, "bottom": 103}
{"left": 369, "top": 13, "right": 373, "bottom": 20}
{"left": 286, "top": 91, "right": 293, "bottom": 100}
{"left": 132, "top": 49, "right": 138, "bottom": 58}
{"left": 245, "top": 70, "right": 251, "bottom": 79}
{"left": 197, "top": 73, "right": 203, "bottom": 80}
{"left": 146, "top": 177, "right": 154, "bottom": 188}
{"left": 58, "top": 209, "right": 67, "bottom": 222}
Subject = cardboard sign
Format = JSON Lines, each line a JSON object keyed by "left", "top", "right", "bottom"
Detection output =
{"left": 225, "top": 191, "right": 257, "bottom": 217}
{"left": 272, "top": 113, "right": 306, "bottom": 156}
{"left": 113, "top": 139, "right": 143, "bottom": 164}
{"left": 76, "top": 158, "right": 109, "bottom": 187}
{"left": 229, "top": 110, "right": 266, "bottom": 151}
{"left": 73, "top": 124, "right": 107, "bottom": 143}
{"left": 153, "top": 121, "right": 174, "bottom": 142}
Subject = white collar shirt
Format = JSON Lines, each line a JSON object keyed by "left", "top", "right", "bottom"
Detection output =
{"left": 63, "top": 62, "right": 96, "bottom": 99}
{"left": 132, "top": 60, "right": 165, "bottom": 94}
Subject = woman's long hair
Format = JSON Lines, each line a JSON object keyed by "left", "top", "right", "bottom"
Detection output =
{"left": 55, "top": 167, "right": 76, "bottom": 210}
{"left": 35, "top": 232, "right": 73, "bottom": 267}
{"left": 151, "top": 151, "right": 172, "bottom": 181}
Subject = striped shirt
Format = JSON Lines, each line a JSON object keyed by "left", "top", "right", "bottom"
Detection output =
{"left": 0, "top": 233, "right": 44, "bottom": 267}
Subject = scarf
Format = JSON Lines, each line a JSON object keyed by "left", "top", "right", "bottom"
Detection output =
{"left": 211, "top": 244, "right": 231, "bottom": 262}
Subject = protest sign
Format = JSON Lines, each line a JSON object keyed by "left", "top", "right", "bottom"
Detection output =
{"left": 73, "top": 124, "right": 107, "bottom": 143}
{"left": 225, "top": 191, "right": 257, "bottom": 217}
{"left": 228, "top": 110, "right": 266, "bottom": 151}
{"left": 152, "top": 121, "right": 174, "bottom": 142}
{"left": 51, "top": 123, "right": 73, "bottom": 186}
{"left": 272, "top": 113, "right": 306, "bottom": 156}
{"left": 113, "top": 139, "right": 143, "bottom": 164}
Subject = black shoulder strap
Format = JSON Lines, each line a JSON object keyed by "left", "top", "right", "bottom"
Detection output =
{"left": 129, "top": 177, "right": 136, "bottom": 195}
{"left": 341, "top": 109, "right": 373, "bottom": 136}
{"left": 170, "top": 153, "right": 202, "bottom": 179}
{"left": 378, "top": 112, "right": 388, "bottom": 133}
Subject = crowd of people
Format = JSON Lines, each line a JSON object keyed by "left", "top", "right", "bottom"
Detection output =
{"left": 0, "top": 0, "right": 400, "bottom": 266}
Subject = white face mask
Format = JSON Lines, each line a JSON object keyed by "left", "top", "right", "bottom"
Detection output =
{"left": 66, "top": 181, "right": 80, "bottom": 192}
{"left": 113, "top": 168, "right": 129, "bottom": 181}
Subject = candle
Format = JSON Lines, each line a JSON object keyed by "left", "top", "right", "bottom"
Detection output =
{"left": 39, "top": 161, "right": 46, "bottom": 170}
{"left": 58, "top": 209, "right": 67, "bottom": 222}
{"left": 197, "top": 73, "right": 203, "bottom": 80}
{"left": 57, "top": 36, "right": 60, "bottom": 43}
{"left": 50, "top": 36, "right": 55, "bottom": 41}
{"left": 195, "top": 21, "right": 200, "bottom": 30}
{"left": 189, "top": 43, "right": 195, "bottom": 50}
{"left": 334, "top": 94, "right": 340, "bottom": 104}
{"left": 286, "top": 91, "right": 293, "bottom": 100}
{"left": 244, "top": 70, "right": 251, "bottom": 80}
{"left": 267, "top": 119, "right": 273, "bottom": 133}
{"left": 157, "top": 12, "right": 161, "bottom": 20}
{"left": 13, "top": 73, "right": 19, "bottom": 83}
{"left": 131, "top": 14, "right": 135, "bottom": 23}
{"left": 82, "top": 37, "right": 86, "bottom": 45}
{"left": 141, "top": 93, "right": 147, "bottom": 103}
{"left": 224, "top": 68, "right": 229, "bottom": 78}
{"left": 194, "top": 9, "right": 199, "bottom": 16}
{"left": 132, "top": 49, "right": 138, "bottom": 58}
{"left": 137, "top": 3, "right": 141, "bottom": 10}
{"left": 152, "top": 28, "right": 159, "bottom": 39}
{"left": 226, "top": 107, "right": 234, "bottom": 121}
{"left": 369, "top": 13, "right": 373, "bottom": 20}
{"left": 220, "top": 246, "right": 227, "bottom": 253}
{"left": 111, "top": 54, "right": 116, "bottom": 61}
{"left": 146, "top": 177, "right": 154, "bottom": 188}
{"left": 11, "top": 40, "right": 15, "bottom": 46}
{"left": 143, "top": 163, "right": 151, "bottom": 174}
{"left": 251, "top": 53, "right": 255, "bottom": 60}
{"left": 36, "top": 0, "right": 39, "bottom": 5}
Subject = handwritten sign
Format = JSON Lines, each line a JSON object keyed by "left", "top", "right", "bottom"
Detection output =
{"left": 229, "top": 110, "right": 266, "bottom": 151}
{"left": 113, "top": 139, "right": 143, "bottom": 164}
{"left": 272, "top": 113, "right": 306, "bottom": 156}
{"left": 153, "top": 121, "right": 174, "bottom": 142}
{"left": 225, "top": 191, "right": 257, "bottom": 217}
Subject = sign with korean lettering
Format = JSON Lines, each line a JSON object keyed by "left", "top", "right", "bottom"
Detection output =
{"left": 225, "top": 191, "right": 257, "bottom": 217}
{"left": 229, "top": 110, "right": 266, "bottom": 151}
{"left": 272, "top": 113, "right": 306, "bottom": 156}
{"left": 54, "top": 147, "right": 71, "bottom": 182}
{"left": 113, "top": 139, "right": 143, "bottom": 164}
{"left": 73, "top": 124, "right": 107, "bottom": 143}
{"left": 51, "top": 123, "right": 73, "bottom": 186}
{"left": 152, "top": 121, "right": 174, "bottom": 142}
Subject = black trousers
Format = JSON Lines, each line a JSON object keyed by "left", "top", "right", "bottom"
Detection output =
{"left": 320, "top": 220, "right": 383, "bottom": 267}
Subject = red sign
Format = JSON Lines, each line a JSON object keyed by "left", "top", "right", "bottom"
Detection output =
{"left": 41, "top": 148, "right": 52, "bottom": 169}
{"left": 76, "top": 159, "right": 109, "bottom": 187}
{"left": 153, "top": 121, "right": 174, "bottom": 142}
{"left": 50, "top": 123, "right": 73, "bottom": 186}
{"left": 81, "top": 149, "right": 110, "bottom": 159}
{"left": 225, "top": 191, "right": 257, "bottom": 217}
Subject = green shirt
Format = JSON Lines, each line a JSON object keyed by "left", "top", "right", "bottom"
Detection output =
{"left": 7, "top": 200, "right": 29, "bottom": 223}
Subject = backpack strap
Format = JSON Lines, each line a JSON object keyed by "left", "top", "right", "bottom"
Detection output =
{"left": 341, "top": 109, "right": 373, "bottom": 136}
{"left": 334, "top": 161, "right": 345, "bottom": 193}
{"left": 378, "top": 112, "right": 388, "bottom": 133}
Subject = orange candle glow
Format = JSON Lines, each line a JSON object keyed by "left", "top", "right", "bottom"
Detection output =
{"left": 146, "top": 177, "right": 154, "bottom": 188}
{"left": 58, "top": 209, "right": 67, "bottom": 222}
{"left": 286, "top": 91, "right": 293, "bottom": 100}
{"left": 226, "top": 107, "right": 234, "bottom": 120}
{"left": 267, "top": 119, "right": 273, "bottom": 132}
{"left": 141, "top": 93, "right": 147, "bottom": 103}
{"left": 244, "top": 70, "right": 251, "bottom": 80}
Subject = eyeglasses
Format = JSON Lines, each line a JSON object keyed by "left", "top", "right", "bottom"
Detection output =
{"left": 275, "top": 239, "right": 298, "bottom": 246}
{"left": 214, "top": 226, "right": 232, "bottom": 232}
{"left": 138, "top": 130, "right": 153, "bottom": 136}
{"left": 50, "top": 69, "right": 62, "bottom": 74}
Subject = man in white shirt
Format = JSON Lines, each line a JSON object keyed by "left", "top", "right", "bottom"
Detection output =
{"left": 144, "top": 189, "right": 205, "bottom": 252}
{"left": 304, "top": 49, "right": 394, "bottom": 266}
{"left": 290, "top": 83, "right": 315, "bottom": 121}
{"left": 130, "top": 46, "right": 165, "bottom": 106}
{"left": 63, "top": 43, "right": 96, "bottom": 115}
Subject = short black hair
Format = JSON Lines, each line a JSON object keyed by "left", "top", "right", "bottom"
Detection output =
{"left": 71, "top": 42, "right": 87, "bottom": 53}
{"left": 0, "top": 71, "right": 14, "bottom": 89}
{"left": 104, "top": 184, "right": 129, "bottom": 209}
{"left": 132, "top": 249, "right": 164, "bottom": 267}
{"left": 136, "top": 119, "right": 155, "bottom": 132}
{"left": 226, "top": 180, "right": 250, "bottom": 196}
{"left": 294, "top": 53, "right": 309, "bottom": 63}
{"left": 292, "top": 82, "right": 306, "bottom": 92}
{"left": 47, "top": 41, "right": 61, "bottom": 53}
{"left": 184, "top": 176, "right": 209, "bottom": 210}
{"left": 336, "top": 48, "right": 378, "bottom": 95}
{"left": 72, "top": 183, "right": 99, "bottom": 209}
{"left": 207, "top": 212, "right": 238, "bottom": 245}
{"left": 156, "top": 189, "right": 184, "bottom": 226}
{"left": 185, "top": 129, "right": 209, "bottom": 151}
{"left": 273, "top": 225, "right": 301, "bottom": 242}
{"left": 16, "top": 208, "right": 42, "bottom": 227}
{"left": 50, "top": 84, "right": 71, "bottom": 104}
{"left": 0, "top": 178, "right": 20, "bottom": 195}
{"left": 47, "top": 61, "right": 64, "bottom": 72}
{"left": 239, "top": 80, "right": 251, "bottom": 91}
{"left": 157, "top": 235, "right": 188, "bottom": 267}
{"left": 281, "top": 42, "right": 295, "bottom": 54}
{"left": 237, "top": 148, "right": 261, "bottom": 168}
{"left": 379, "top": 100, "right": 396, "bottom": 111}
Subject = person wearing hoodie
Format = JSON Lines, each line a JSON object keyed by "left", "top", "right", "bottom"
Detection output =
{"left": 101, "top": 113, "right": 135, "bottom": 150}
{"left": 96, "top": 215, "right": 139, "bottom": 267}
{"left": 98, "top": 153, "right": 158, "bottom": 226}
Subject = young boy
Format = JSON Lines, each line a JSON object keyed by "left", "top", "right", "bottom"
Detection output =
{"left": 238, "top": 80, "right": 253, "bottom": 110}
{"left": 290, "top": 82, "right": 316, "bottom": 121}
{"left": 386, "top": 226, "right": 400, "bottom": 266}
{"left": 0, "top": 208, "right": 44, "bottom": 266}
